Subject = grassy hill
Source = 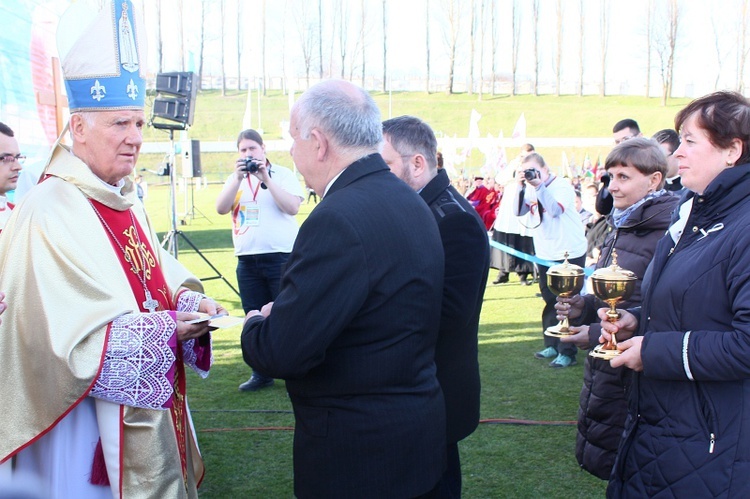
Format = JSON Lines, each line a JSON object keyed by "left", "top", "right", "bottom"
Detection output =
{"left": 141, "top": 89, "right": 692, "bottom": 180}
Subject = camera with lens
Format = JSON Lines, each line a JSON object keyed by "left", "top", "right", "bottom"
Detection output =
{"left": 241, "top": 157, "right": 263, "bottom": 174}
{"left": 523, "top": 168, "right": 540, "bottom": 181}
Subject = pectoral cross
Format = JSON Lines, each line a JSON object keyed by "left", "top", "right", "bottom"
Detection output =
{"left": 143, "top": 290, "right": 158, "bottom": 313}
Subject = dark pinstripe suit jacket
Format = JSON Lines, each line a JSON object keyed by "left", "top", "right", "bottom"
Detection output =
{"left": 242, "top": 154, "right": 447, "bottom": 498}
{"left": 421, "top": 169, "right": 490, "bottom": 445}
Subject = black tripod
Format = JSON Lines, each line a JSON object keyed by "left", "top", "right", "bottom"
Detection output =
{"left": 155, "top": 124, "right": 239, "bottom": 297}
{"left": 182, "top": 176, "right": 211, "bottom": 225}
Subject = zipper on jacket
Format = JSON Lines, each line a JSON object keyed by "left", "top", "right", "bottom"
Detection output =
{"left": 709, "top": 433, "right": 715, "bottom": 453}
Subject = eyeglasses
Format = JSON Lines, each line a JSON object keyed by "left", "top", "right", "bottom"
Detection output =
{"left": 0, "top": 154, "right": 25, "bottom": 164}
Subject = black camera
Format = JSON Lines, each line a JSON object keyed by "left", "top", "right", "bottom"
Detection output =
{"left": 241, "top": 157, "right": 263, "bottom": 174}
{"left": 523, "top": 168, "right": 540, "bottom": 181}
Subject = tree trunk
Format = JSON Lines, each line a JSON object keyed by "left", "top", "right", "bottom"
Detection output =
{"left": 237, "top": 0, "right": 242, "bottom": 91}
{"left": 197, "top": 0, "right": 206, "bottom": 91}
{"left": 319, "top": 0, "right": 324, "bottom": 79}
{"left": 221, "top": 0, "right": 226, "bottom": 96}
{"left": 426, "top": 0, "right": 431, "bottom": 93}
{"left": 469, "top": 0, "right": 475, "bottom": 95}
{"left": 382, "top": 0, "right": 387, "bottom": 92}
{"left": 578, "top": 0, "right": 584, "bottom": 96}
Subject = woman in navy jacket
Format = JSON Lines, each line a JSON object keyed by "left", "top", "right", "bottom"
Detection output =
{"left": 602, "top": 91, "right": 750, "bottom": 497}
{"left": 556, "top": 138, "right": 679, "bottom": 480}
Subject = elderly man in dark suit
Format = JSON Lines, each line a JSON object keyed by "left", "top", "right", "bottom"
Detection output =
{"left": 241, "top": 80, "right": 447, "bottom": 498}
{"left": 383, "top": 116, "right": 490, "bottom": 498}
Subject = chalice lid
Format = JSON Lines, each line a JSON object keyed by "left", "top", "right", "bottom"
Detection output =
{"left": 548, "top": 252, "right": 585, "bottom": 277}
{"left": 591, "top": 250, "right": 637, "bottom": 281}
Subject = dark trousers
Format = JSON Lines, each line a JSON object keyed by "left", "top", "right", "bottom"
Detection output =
{"left": 539, "top": 254, "right": 586, "bottom": 358}
{"left": 237, "top": 252, "right": 290, "bottom": 379}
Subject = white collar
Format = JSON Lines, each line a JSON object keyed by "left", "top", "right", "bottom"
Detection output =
{"left": 96, "top": 176, "right": 126, "bottom": 194}
{"left": 323, "top": 168, "right": 348, "bottom": 198}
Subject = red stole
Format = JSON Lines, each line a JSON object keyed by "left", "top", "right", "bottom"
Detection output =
{"left": 89, "top": 200, "right": 189, "bottom": 483}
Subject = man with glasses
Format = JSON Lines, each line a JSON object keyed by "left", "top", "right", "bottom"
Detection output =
{"left": 612, "top": 118, "right": 643, "bottom": 145}
{"left": 0, "top": 122, "right": 24, "bottom": 231}
{"left": 382, "top": 115, "right": 490, "bottom": 496}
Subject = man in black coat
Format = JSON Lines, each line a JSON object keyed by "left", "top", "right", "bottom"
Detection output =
{"left": 383, "top": 115, "right": 490, "bottom": 498}
{"left": 241, "top": 81, "right": 447, "bottom": 498}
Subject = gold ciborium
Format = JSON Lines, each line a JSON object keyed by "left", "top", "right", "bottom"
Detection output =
{"left": 589, "top": 250, "right": 637, "bottom": 360}
{"left": 544, "top": 253, "right": 585, "bottom": 337}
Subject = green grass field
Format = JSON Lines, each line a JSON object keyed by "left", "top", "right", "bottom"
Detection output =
{"left": 136, "top": 90, "right": 691, "bottom": 496}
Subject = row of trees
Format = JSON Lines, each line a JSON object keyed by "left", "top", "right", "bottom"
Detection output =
{"left": 147, "top": 0, "right": 750, "bottom": 106}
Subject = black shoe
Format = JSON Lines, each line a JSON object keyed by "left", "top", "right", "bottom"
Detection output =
{"left": 519, "top": 275, "right": 535, "bottom": 286}
{"left": 239, "top": 375, "right": 274, "bottom": 392}
{"left": 493, "top": 273, "right": 509, "bottom": 284}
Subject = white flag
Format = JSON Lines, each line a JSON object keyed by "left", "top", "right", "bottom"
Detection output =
{"left": 469, "top": 109, "right": 482, "bottom": 140}
{"left": 511, "top": 112, "right": 526, "bottom": 140}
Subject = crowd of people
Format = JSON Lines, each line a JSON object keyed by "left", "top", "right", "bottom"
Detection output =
{"left": 4, "top": 1, "right": 750, "bottom": 497}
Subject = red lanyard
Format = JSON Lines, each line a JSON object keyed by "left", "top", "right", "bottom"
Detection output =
{"left": 245, "top": 175, "right": 261, "bottom": 202}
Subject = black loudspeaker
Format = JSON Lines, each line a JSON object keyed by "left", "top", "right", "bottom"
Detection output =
{"left": 181, "top": 140, "right": 202, "bottom": 178}
{"left": 151, "top": 72, "right": 198, "bottom": 129}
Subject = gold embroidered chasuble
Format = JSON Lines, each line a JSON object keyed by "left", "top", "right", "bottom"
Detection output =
{"left": 0, "top": 143, "right": 205, "bottom": 497}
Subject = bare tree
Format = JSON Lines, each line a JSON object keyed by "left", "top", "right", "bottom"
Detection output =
{"left": 645, "top": 0, "right": 654, "bottom": 97}
{"left": 478, "top": 0, "right": 486, "bottom": 100}
{"left": 262, "top": 0, "right": 267, "bottom": 95}
{"left": 710, "top": 0, "right": 731, "bottom": 91}
{"left": 383, "top": 0, "right": 388, "bottom": 92}
{"left": 578, "top": 0, "right": 585, "bottom": 96}
{"left": 491, "top": 0, "right": 497, "bottom": 95}
{"left": 294, "top": 0, "right": 316, "bottom": 88}
{"left": 337, "top": 0, "right": 350, "bottom": 78}
{"left": 236, "top": 0, "right": 242, "bottom": 91}
{"left": 469, "top": 0, "right": 475, "bottom": 95}
{"left": 442, "top": 0, "right": 461, "bottom": 94}
{"left": 156, "top": 0, "right": 163, "bottom": 73}
{"left": 426, "top": 0, "right": 432, "bottom": 93}
{"left": 555, "top": 0, "right": 563, "bottom": 96}
{"left": 737, "top": 0, "right": 750, "bottom": 92}
{"left": 319, "top": 0, "right": 324, "bottom": 79}
{"left": 361, "top": 0, "right": 366, "bottom": 87}
{"left": 653, "top": 0, "right": 681, "bottom": 105}
{"left": 328, "top": 2, "right": 338, "bottom": 77}
{"left": 197, "top": 0, "right": 207, "bottom": 90}
{"left": 511, "top": 0, "right": 521, "bottom": 96}
{"left": 532, "top": 0, "right": 540, "bottom": 96}
{"left": 599, "top": 0, "right": 609, "bottom": 97}
{"left": 220, "top": 0, "right": 226, "bottom": 96}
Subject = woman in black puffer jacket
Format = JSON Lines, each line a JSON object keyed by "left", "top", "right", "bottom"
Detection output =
{"left": 556, "top": 137, "right": 679, "bottom": 479}
{"left": 601, "top": 91, "right": 750, "bottom": 497}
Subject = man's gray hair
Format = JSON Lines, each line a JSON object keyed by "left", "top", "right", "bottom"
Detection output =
{"left": 68, "top": 111, "right": 97, "bottom": 141}
{"left": 294, "top": 80, "right": 382, "bottom": 157}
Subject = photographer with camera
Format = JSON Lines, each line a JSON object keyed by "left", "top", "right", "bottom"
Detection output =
{"left": 216, "top": 129, "right": 304, "bottom": 392}
{"left": 514, "top": 153, "right": 587, "bottom": 368}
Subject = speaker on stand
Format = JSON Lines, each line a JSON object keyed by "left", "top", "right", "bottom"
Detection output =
{"left": 148, "top": 71, "right": 239, "bottom": 297}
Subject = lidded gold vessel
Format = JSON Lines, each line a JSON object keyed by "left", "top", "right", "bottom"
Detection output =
{"left": 544, "top": 252, "right": 585, "bottom": 337}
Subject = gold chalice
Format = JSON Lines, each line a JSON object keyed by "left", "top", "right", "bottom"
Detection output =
{"left": 589, "top": 250, "right": 637, "bottom": 360}
{"left": 544, "top": 253, "right": 585, "bottom": 337}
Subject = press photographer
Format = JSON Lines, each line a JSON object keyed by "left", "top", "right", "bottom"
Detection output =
{"left": 513, "top": 152, "right": 587, "bottom": 369}
{"left": 215, "top": 129, "right": 305, "bottom": 392}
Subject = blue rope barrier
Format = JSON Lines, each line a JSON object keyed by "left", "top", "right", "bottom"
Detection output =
{"left": 489, "top": 240, "right": 594, "bottom": 276}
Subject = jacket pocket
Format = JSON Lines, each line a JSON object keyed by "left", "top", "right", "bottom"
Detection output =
{"left": 695, "top": 383, "right": 717, "bottom": 453}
